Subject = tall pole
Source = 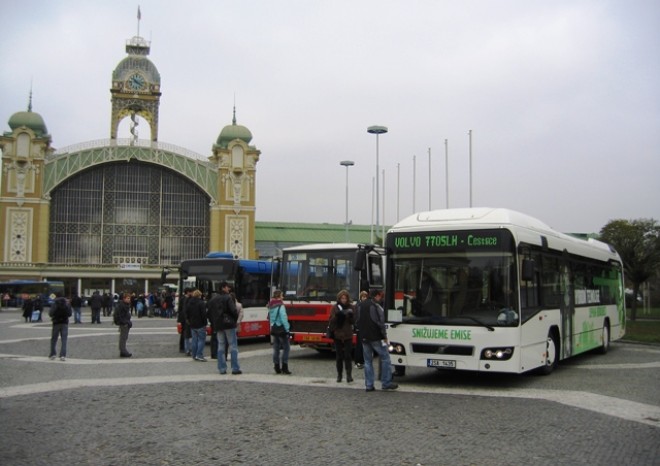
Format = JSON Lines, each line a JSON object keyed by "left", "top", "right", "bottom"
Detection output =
{"left": 340, "top": 160, "right": 354, "bottom": 243}
{"left": 428, "top": 147, "right": 432, "bottom": 210}
{"left": 469, "top": 129, "right": 473, "bottom": 208}
{"left": 445, "top": 138, "right": 449, "bottom": 209}
{"left": 396, "top": 162, "right": 400, "bottom": 222}
{"left": 382, "top": 168, "right": 386, "bottom": 245}
{"left": 367, "top": 126, "right": 388, "bottom": 237}
{"left": 412, "top": 154, "right": 416, "bottom": 213}
{"left": 370, "top": 176, "right": 375, "bottom": 244}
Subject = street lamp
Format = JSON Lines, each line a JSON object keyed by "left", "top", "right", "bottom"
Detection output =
{"left": 367, "top": 125, "right": 388, "bottom": 239}
{"left": 340, "top": 160, "right": 355, "bottom": 242}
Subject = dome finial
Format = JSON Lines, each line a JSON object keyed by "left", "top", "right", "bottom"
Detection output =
{"left": 232, "top": 93, "right": 237, "bottom": 125}
{"left": 28, "top": 81, "right": 33, "bottom": 112}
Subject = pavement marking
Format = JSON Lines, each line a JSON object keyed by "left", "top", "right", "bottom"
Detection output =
{"left": 0, "top": 371, "right": 658, "bottom": 428}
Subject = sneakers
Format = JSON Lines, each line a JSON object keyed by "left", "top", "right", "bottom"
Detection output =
{"left": 382, "top": 383, "right": 399, "bottom": 391}
{"left": 355, "top": 363, "right": 364, "bottom": 369}
{"left": 49, "top": 355, "right": 56, "bottom": 360}
{"left": 60, "top": 356, "right": 66, "bottom": 361}
{"left": 231, "top": 370, "right": 242, "bottom": 375}
{"left": 194, "top": 357, "right": 207, "bottom": 362}
{"left": 365, "top": 387, "right": 375, "bottom": 392}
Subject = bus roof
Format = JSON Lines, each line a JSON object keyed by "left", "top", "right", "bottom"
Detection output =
{"left": 283, "top": 243, "right": 383, "bottom": 253}
{"left": 389, "top": 208, "right": 620, "bottom": 263}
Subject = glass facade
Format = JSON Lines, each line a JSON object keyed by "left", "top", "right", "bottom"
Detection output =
{"left": 49, "top": 162, "right": 209, "bottom": 266}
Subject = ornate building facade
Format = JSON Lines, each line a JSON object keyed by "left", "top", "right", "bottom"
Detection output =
{"left": 0, "top": 31, "right": 260, "bottom": 296}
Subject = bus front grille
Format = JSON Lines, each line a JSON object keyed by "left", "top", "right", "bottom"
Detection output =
{"left": 411, "top": 344, "right": 474, "bottom": 356}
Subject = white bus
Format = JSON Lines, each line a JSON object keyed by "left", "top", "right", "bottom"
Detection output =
{"left": 385, "top": 208, "right": 625, "bottom": 375}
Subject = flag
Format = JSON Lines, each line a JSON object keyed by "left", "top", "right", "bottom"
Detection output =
{"left": 137, "top": 6, "right": 141, "bottom": 21}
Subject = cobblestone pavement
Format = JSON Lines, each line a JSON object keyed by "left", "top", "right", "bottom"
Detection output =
{"left": 1, "top": 308, "right": 659, "bottom": 466}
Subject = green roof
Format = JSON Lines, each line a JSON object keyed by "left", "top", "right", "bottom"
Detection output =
{"left": 255, "top": 221, "right": 385, "bottom": 244}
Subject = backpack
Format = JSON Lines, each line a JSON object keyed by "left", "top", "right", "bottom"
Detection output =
{"left": 53, "top": 298, "right": 69, "bottom": 321}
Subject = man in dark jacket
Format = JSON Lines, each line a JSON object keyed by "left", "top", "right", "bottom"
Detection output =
{"left": 89, "top": 291, "right": 103, "bottom": 324}
{"left": 356, "top": 289, "right": 398, "bottom": 392}
{"left": 116, "top": 293, "right": 133, "bottom": 357}
{"left": 186, "top": 289, "right": 208, "bottom": 362}
{"left": 49, "top": 293, "right": 72, "bottom": 361}
{"left": 208, "top": 282, "right": 240, "bottom": 375}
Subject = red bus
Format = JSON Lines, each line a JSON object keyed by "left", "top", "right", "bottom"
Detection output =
{"left": 280, "top": 243, "right": 385, "bottom": 350}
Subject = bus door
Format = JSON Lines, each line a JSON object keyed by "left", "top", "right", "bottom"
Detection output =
{"left": 560, "top": 253, "right": 574, "bottom": 358}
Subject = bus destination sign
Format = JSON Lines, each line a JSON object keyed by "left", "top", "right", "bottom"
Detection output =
{"left": 388, "top": 229, "right": 511, "bottom": 253}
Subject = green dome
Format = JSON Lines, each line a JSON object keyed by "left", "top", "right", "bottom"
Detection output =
{"left": 215, "top": 108, "right": 253, "bottom": 148}
{"left": 8, "top": 110, "right": 48, "bottom": 137}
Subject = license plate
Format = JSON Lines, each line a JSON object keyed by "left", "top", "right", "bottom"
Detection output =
{"left": 301, "top": 334, "right": 322, "bottom": 342}
{"left": 427, "top": 359, "right": 456, "bottom": 369}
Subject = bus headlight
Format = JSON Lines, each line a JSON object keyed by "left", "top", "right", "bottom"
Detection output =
{"left": 388, "top": 342, "right": 406, "bottom": 355}
{"left": 480, "top": 347, "right": 513, "bottom": 360}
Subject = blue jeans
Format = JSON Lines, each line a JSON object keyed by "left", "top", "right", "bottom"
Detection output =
{"left": 50, "top": 324, "right": 68, "bottom": 357}
{"left": 73, "top": 307, "right": 82, "bottom": 323}
{"left": 217, "top": 329, "right": 240, "bottom": 373}
{"left": 362, "top": 340, "right": 394, "bottom": 389}
{"left": 272, "top": 334, "right": 290, "bottom": 365}
{"left": 191, "top": 327, "right": 206, "bottom": 359}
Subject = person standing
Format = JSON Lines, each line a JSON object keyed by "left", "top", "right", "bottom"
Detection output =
{"left": 71, "top": 293, "right": 83, "bottom": 324}
{"left": 186, "top": 289, "right": 207, "bottom": 362}
{"left": 177, "top": 288, "right": 192, "bottom": 355}
{"left": 213, "top": 282, "right": 241, "bottom": 375}
{"left": 22, "top": 296, "right": 34, "bottom": 323}
{"left": 268, "top": 290, "right": 291, "bottom": 375}
{"left": 89, "top": 291, "right": 102, "bottom": 324}
{"left": 328, "top": 290, "right": 355, "bottom": 383}
{"left": 49, "top": 293, "right": 71, "bottom": 361}
{"left": 356, "top": 289, "right": 398, "bottom": 392}
{"left": 116, "top": 293, "right": 133, "bottom": 357}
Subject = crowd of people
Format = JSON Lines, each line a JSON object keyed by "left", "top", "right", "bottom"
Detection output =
{"left": 38, "top": 284, "right": 400, "bottom": 392}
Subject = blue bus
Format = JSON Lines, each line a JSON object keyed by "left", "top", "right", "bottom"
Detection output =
{"left": 0, "top": 280, "right": 65, "bottom": 307}
{"left": 169, "top": 253, "right": 278, "bottom": 338}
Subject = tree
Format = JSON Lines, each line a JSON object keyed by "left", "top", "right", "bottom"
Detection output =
{"left": 599, "top": 219, "right": 660, "bottom": 321}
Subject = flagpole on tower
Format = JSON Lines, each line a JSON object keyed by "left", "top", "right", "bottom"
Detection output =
{"left": 137, "top": 6, "right": 142, "bottom": 37}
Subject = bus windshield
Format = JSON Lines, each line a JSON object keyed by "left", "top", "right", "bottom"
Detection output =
{"left": 281, "top": 250, "right": 357, "bottom": 301}
{"left": 386, "top": 229, "right": 518, "bottom": 327}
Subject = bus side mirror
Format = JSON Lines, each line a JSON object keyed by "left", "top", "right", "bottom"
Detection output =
{"left": 354, "top": 250, "right": 366, "bottom": 271}
{"left": 521, "top": 259, "right": 535, "bottom": 282}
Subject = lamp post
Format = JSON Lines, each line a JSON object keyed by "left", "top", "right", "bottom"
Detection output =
{"left": 340, "top": 160, "right": 354, "bottom": 242}
{"left": 367, "top": 125, "right": 388, "bottom": 239}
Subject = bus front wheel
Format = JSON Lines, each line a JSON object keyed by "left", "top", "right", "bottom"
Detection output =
{"left": 537, "top": 331, "right": 559, "bottom": 375}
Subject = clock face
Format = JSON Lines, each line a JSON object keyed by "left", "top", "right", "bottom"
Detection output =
{"left": 127, "top": 73, "right": 146, "bottom": 91}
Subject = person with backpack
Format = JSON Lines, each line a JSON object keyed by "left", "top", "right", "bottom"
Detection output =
{"left": 49, "top": 293, "right": 72, "bottom": 361}
{"left": 211, "top": 282, "right": 241, "bottom": 375}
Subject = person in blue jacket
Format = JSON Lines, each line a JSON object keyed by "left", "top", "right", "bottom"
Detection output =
{"left": 268, "top": 290, "right": 291, "bottom": 375}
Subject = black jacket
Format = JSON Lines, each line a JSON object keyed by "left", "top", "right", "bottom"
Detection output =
{"left": 357, "top": 298, "right": 387, "bottom": 342}
{"left": 186, "top": 297, "right": 207, "bottom": 329}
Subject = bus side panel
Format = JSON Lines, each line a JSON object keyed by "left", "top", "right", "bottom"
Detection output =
{"left": 519, "top": 310, "right": 562, "bottom": 372}
{"left": 571, "top": 304, "right": 619, "bottom": 356}
{"left": 238, "top": 307, "right": 270, "bottom": 338}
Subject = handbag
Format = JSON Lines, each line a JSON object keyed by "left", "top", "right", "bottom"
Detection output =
{"left": 325, "top": 325, "right": 334, "bottom": 339}
{"left": 270, "top": 306, "right": 287, "bottom": 336}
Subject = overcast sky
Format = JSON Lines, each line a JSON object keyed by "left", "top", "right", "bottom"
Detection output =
{"left": 1, "top": 0, "right": 658, "bottom": 234}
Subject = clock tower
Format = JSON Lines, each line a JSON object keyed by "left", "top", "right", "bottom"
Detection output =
{"left": 110, "top": 34, "right": 161, "bottom": 142}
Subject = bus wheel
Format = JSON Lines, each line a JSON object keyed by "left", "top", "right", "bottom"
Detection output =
{"left": 537, "top": 332, "right": 558, "bottom": 375}
{"left": 596, "top": 324, "right": 610, "bottom": 355}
